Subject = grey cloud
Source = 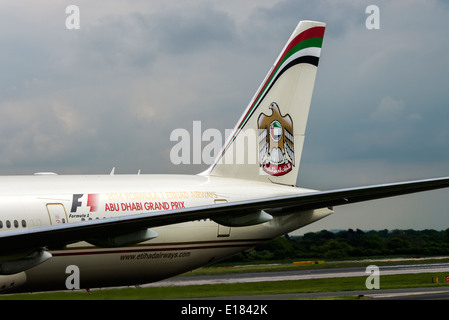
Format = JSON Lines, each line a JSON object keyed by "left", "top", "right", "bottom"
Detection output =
{"left": 0, "top": 3, "right": 245, "bottom": 175}
{"left": 152, "top": 6, "right": 236, "bottom": 55}
{"left": 299, "top": 1, "right": 449, "bottom": 177}
{"left": 2, "top": 1, "right": 449, "bottom": 178}
{"left": 55, "top": 4, "right": 237, "bottom": 73}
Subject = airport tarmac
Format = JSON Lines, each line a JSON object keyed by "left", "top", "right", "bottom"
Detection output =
{"left": 146, "top": 262, "right": 449, "bottom": 286}
{"left": 200, "top": 287, "right": 449, "bottom": 300}
{"left": 144, "top": 262, "right": 449, "bottom": 299}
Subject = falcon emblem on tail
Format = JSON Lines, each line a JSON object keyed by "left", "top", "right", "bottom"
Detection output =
{"left": 257, "top": 102, "right": 294, "bottom": 176}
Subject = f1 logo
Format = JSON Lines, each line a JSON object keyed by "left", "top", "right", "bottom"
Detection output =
{"left": 71, "top": 194, "right": 99, "bottom": 212}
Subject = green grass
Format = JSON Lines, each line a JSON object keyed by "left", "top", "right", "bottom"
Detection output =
{"left": 2, "top": 258, "right": 449, "bottom": 300}
{"left": 2, "top": 272, "right": 449, "bottom": 300}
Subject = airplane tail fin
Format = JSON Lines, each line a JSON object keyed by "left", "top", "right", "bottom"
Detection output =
{"left": 202, "top": 20, "right": 325, "bottom": 186}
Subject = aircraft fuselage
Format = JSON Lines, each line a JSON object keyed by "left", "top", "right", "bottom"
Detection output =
{"left": 0, "top": 174, "right": 332, "bottom": 293}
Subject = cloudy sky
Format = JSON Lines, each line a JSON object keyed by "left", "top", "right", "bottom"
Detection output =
{"left": 1, "top": 1, "right": 449, "bottom": 234}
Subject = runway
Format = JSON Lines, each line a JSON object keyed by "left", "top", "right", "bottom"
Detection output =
{"left": 146, "top": 262, "right": 449, "bottom": 286}
{"left": 144, "top": 261, "right": 449, "bottom": 299}
{"left": 200, "top": 287, "right": 449, "bottom": 300}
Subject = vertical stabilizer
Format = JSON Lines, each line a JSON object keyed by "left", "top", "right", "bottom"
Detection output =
{"left": 202, "top": 20, "right": 325, "bottom": 185}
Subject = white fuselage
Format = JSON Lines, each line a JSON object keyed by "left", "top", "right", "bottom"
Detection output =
{"left": 0, "top": 174, "right": 332, "bottom": 293}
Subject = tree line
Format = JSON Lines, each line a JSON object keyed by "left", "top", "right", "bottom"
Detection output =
{"left": 223, "top": 229, "right": 449, "bottom": 263}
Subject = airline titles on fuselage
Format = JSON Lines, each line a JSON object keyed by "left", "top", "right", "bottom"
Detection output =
{"left": 69, "top": 191, "right": 218, "bottom": 219}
